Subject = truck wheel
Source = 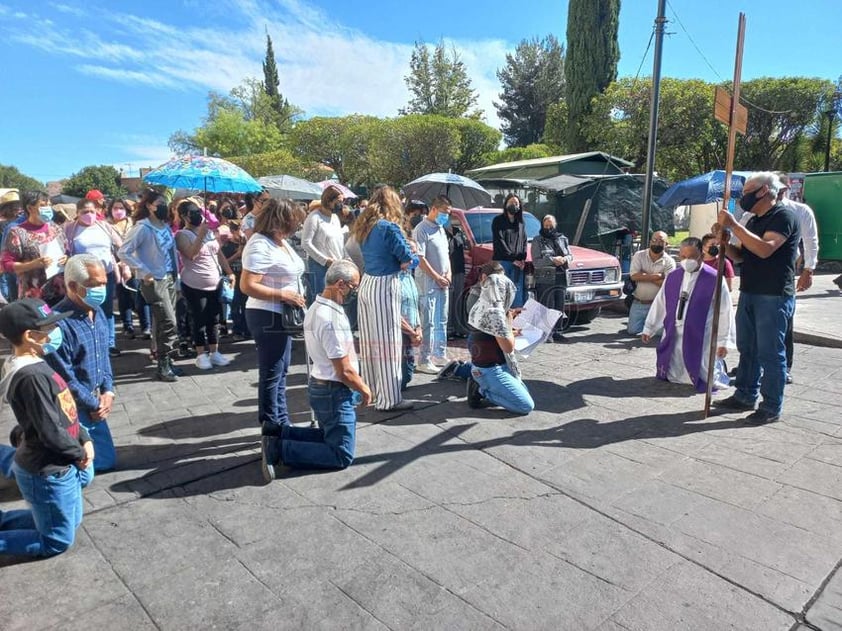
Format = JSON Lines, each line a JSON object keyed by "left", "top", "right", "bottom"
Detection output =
{"left": 565, "top": 307, "right": 600, "bottom": 328}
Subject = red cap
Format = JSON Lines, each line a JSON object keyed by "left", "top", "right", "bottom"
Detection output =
{"left": 85, "top": 189, "right": 104, "bottom": 201}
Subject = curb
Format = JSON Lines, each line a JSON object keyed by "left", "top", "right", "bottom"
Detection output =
{"left": 794, "top": 331, "right": 842, "bottom": 350}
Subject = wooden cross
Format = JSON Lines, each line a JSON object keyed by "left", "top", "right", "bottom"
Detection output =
{"left": 704, "top": 13, "right": 747, "bottom": 418}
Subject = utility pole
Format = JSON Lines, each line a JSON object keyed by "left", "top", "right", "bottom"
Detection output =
{"left": 640, "top": 0, "right": 667, "bottom": 246}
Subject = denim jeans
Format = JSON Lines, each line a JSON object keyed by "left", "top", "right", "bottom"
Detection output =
{"left": 0, "top": 271, "right": 18, "bottom": 303}
{"left": 230, "top": 275, "right": 250, "bottom": 337}
{"left": 499, "top": 260, "right": 525, "bottom": 308}
{"left": 105, "top": 270, "right": 117, "bottom": 348}
{"left": 401, "top": 334, "right": 416, "bottom": 391}
{"left": 275, "top": 381, "right": 356, "bottom": 469}
{"left": 0, "top": 444, "right": 15, "bottom": 478}
{"left": 118, "top": 278, "right": 151, "bottom": 331}
{"left": 246, "top": 308, "right": 293, "bottom": 428}
{"left": 79, "top": 408, "right": 116, "bottom": 472}
{"left": 471, "top": 364, "right": 534, "bottom": 415}
{"left": 1, "top": 463, "right": 85, "bottom": 556}
{"left": 627, "top": 299, "right": 652, "bottom": 335}
{"left": 734, "top": 293, "right": 795, "bottom": 415}
{"left": 307, "top": 259, "right": 328, "bottom": 304}
{"left": 0, "top": 446, "right": 93, "bottom": 488}
{"left": 417, "top": 278, "right": 449, "bottom": 363}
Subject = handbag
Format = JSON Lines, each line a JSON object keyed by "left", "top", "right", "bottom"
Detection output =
{"left": 280, "top": 277, "right": 305, "bottom": 331}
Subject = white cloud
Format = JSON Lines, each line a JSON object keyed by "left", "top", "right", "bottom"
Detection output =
{"left": 6, "top": 0, "right": 511, "bottom": 129}
{"left": 49, "top": 2, "right": 84, "bottom": 16}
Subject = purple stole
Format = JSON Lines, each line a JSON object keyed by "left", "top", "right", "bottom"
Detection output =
{"left": 656, "top": 265, "right": 717, "bottom": 392}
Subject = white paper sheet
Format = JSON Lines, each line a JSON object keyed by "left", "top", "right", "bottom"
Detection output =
{"left": 39, "top": 239, "right": 65, "bottom": 280}
{"left": 512, "top": 298, "right": 563, "bottom": 357}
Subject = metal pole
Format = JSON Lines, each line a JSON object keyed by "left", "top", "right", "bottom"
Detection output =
{"left": 825, "top": 110, "right": 835, "bottom": 172}
{"left": 640, "top": 0, "right": 668, "bottom": 245}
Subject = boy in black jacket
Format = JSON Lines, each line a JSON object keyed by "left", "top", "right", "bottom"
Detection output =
{"left": 0, "top": 298, "right": 94, "bottom": 557}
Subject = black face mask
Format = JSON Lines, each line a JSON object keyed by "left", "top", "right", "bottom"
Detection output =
{"left": 333, "top": 202, "right": 343, "bottom": 214}
{"left": 650, "top": 244, "right": 665, "bottom": 254}
{"left": 222, "top": 208, "right": 236, "bottom": 220}
{"left": 707, "top": 244, "right": 719, "bottom": 257}
{"left": 188, "top": 209, "right": 203, "bottom": 227}
{"left": 505, "top": 204, "right": 520, "bottom": 215}
{"left": 739, "top": 188, "right": 763, "bottom": 213}
{"left": 153, "top": 203, "right": 169, "bottom": 221}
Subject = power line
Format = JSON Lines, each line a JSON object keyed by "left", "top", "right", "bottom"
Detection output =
{"left": 665, "top": 0, "right": 795, "bottom": 117}
{"left": 632, "top": 28, "right": 656, "bottom": 85}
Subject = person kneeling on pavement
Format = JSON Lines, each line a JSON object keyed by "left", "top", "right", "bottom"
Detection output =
{"left": 465, "top": 262, "right": 534, "bottom": 415}
{"left": 261, "top": 260, "right": 371, "bottom": 480}
{"left": 0, "top": 298, "right": 94, "bottom": 557}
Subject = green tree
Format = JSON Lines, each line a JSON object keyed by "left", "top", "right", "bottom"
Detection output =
{"left": 169, "top": 87, "right": 286, "bottom": 157}
{"left": 450, "top": 118, "right": 502, "bottom": 174}
{"left": 578, "top": 77, "right": 728, "bottom": 181}
{"left": 496, "top": 35, "right": 566, "bottom": 147}
{"left": 401, "top": 41, "right": 480, "bottom": 118}
{"left": 227, "top": 148, "right": 323, "bottom": 180}
{"left": 735, "top": 77, "right": 836, "bottom": 171}
{"left": 370, "top": 115, "right": 462, "bottom": 185}
{"left": 480, "top": 143, "right": 555, "bottom": 167}
{"left": 260, "top": 34, "right": 300, "bottom": 132}
{"left": 0, "top": 164, "right": 43, "bottom": 191}
{"left": 565, "top": 0, "right": 620, "bottom": 152}
{"left": 542, "top": 99, "right": 569, "bottom": 151}
{"left": 62, "top": 165, "right": 124, "bottom": 198}
{"left": 291, "top": 115, "right": 382, "bottom": 185}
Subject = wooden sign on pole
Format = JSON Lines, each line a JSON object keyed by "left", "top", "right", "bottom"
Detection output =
{"left": 704, "top": 13, "right": 747, "bottom": 418}
{"left": 714, "top": 86, "right": 748, "bottom": 135}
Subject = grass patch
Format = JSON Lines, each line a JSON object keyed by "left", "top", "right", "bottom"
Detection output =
{"left": 668, "top": 230, "right": 689, "bottom": 246}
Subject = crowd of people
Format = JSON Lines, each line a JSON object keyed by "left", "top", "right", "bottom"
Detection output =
{"left": 0, "top": 169, "right": 816, "bottom": 559}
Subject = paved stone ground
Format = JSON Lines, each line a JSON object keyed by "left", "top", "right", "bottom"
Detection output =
{"left": 1, "top": 275, "right": 841, "bottom": 630}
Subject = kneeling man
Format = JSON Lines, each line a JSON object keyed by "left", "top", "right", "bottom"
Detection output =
{"left": 262, "top": 260, "right": 371, "bottom": 481}
{"left": 642, "top": 237, "right": 734, "bottom": 392}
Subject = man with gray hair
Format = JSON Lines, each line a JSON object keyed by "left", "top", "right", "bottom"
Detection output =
{"left": 715, "top": 172, "right": 800, "bottom": 424}
{"left": 45, "top": 253, "right": 117, "bottom": 470}
{"left": 261, "top": 259, "right": 371, "bottom": 480}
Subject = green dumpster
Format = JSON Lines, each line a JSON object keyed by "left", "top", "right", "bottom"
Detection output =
{"left": 803, "top": 172, "right": 842, "bottom": 261}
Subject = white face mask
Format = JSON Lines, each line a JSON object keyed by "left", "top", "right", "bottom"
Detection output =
{"left": 680, "top": 258, "right": 700, "bottom": 273}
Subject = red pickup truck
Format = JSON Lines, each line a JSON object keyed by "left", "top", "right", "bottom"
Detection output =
{"left": 450, "top": 208, "right": 623, "bottom": 327}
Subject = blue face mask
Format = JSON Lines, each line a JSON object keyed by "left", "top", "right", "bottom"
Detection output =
{"left": 82, "top": 285, "right": 107, "bottom": 308}
{"left": 39, "top": 206, "right": 54, "bottom": 223}
{"left": 435, "top": 213, "right": 450, "bottom": 227}
{"left": 41, "top": 327, "right": 63, "bottom": 355}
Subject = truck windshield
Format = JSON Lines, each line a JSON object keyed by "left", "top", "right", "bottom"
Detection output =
{"left": 465, "top": 211, "right": 541, "bottom": 243}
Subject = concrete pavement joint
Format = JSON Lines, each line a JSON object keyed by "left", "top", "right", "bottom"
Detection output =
{"left": 429, "top": 417, "right": 807, "bottom": 625}
{"left": 290, "top": 487, "right": 513, "bottom": 630}
{"left": 80, "top": 523, "right": 164, "bottom": 631}
{"left": 327, "top": 580, "right": 397, "bottom": 631}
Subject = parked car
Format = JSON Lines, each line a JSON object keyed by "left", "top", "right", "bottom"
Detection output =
{"left": 449, "top": 207, "right": 623, "bottom": 328}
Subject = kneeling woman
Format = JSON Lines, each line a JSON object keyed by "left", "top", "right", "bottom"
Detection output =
{"left": 466, "top": 262, "right": 534, "bottom": 415}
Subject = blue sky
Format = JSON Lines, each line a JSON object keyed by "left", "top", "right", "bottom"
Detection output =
{"left": 1, "top": 0, "right": 839, "bottom": 184}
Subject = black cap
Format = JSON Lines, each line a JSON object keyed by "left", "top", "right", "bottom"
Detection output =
{"left": 0, "top": 298, "right": 71, "bottom": 341}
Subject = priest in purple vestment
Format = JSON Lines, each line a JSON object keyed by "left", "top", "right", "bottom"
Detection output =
{"left": 641, "top": 237, "right": 735, "bottom": 392}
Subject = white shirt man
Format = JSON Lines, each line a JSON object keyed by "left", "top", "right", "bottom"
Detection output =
{"left": 260, "top": 261, "right": 370, "bottom": 481}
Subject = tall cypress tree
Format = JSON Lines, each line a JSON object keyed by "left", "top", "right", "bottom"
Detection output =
{"left": 565, "top": 0, "right": 620, "bottom": 152}
{"left": 262, "top": 33, "right": 280, "bottom": 102}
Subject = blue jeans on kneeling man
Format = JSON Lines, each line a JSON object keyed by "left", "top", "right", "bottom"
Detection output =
{"left": 271, "top": 380, "right": 356, "bottom": 470}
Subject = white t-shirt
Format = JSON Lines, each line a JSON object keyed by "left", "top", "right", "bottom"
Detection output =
{"left": 241, "top": 233, "right": 305, "bottom": 313}
{"left": 304, "top": 295, "right": 358, "bottom": 382}
{"left": 69, "top": 222, "right": 114, "bottom": 272}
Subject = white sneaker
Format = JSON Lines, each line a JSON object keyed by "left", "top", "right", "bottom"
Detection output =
{"left": 416, "top": 362, "right": 440, "bottom": 374}
{"left": 209, "top": 351, "right": 231, "bottom": 367}
{"left": 195, "top": 353, "right": 213, "bottom": 370}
